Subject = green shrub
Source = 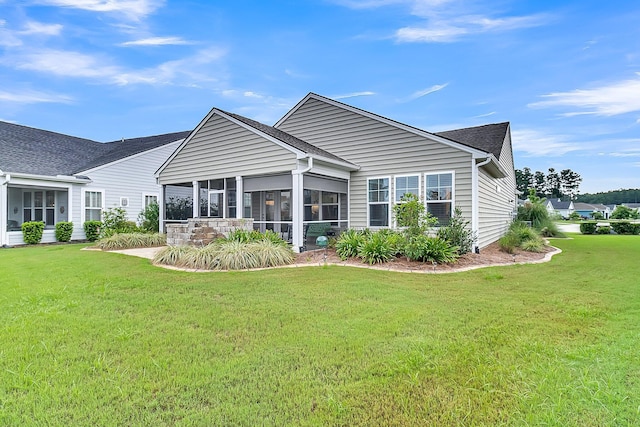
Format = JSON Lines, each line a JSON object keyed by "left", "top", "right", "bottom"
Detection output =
{"left": 21, "top": 221, "right": 45, "bottom": 244}
{"left": 579, "top": 222, "right": 597, "bottom": 235}
{"left": 404, "top": 235, "right": 459, "bottom": 263}
{"left": 84, "top": 221, "right": 102, "bottom": 241}
{"left": 610, "top": 222, "right": 637, "bottom": 235}
{"left": 335, "top": 229, "right": 367, "bottom": 260}
{"left": 596, "top": 226, "right": 611, "bottom": 235}
{"left": 55, "top": 221, "right": 73, "bottom": 242}
{"left": 568, "top": 212, "right": 581, "bottom": 220}
{"left": 358, "top": 231, "right": 394, "bottom": 265}
{"left": 437, "top": 207, "right": 476, "bottom": 255}
{"left": 393, "top": 193, "right": 437, "bottom": 235}
{"left": 138, "top": 202, "right": 159, "bottom": 232}
{"left": 97, "top": 232, "right": 166, "bottom": 250}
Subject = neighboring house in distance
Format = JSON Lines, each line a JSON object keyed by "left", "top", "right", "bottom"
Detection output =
{"left": 573, "top": 202, "right": 611, "bottom": 219}
{"left": 0, "top": 120, "right": 189, "bottom": 246}
{"left": 546, "top": 199, "right": 574, "bottom": 219}
{"left": 156, "top": 92, "right": 517, "bottom": 252}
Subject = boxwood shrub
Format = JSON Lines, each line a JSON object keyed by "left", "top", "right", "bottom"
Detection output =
{"left": 580, "top": 222, "right": 597, "bottom": 235}
{"left": 22, "top": 221, "right": 45, "bottom": 244}
{"left": 84, "top": 220, "right": 102, "bottom": 242}
{"left": 55, "top": 221, "right": 74, "bottom": 242}
{"left": 596, "top": 225, "right": 611, "bottom": 235}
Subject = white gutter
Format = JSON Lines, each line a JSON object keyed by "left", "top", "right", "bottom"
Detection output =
{"left": 293, "top": 156, "right": 313, "bottom": 175}
{"left": 7, "top": 172, "right": 92, "bottom": 184}
{"left": 2, "top": 173, "right": 10, "bottom": 185}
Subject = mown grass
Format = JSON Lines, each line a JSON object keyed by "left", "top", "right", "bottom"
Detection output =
{"left": 1, "top": 235, "right": 639, "bottom": 426}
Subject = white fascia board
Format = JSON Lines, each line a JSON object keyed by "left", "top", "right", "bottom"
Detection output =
{"left": 8, "top": 172, "right": 91, "bottom": 184}
{"left": 274, "top": 93, "right": 489, "bottom": 158}
{"left": 79, "top": 139, "right": 184, "bottom": 175}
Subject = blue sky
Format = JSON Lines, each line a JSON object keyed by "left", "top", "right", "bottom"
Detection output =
{"left": 1, "top": 0, "right": 639, "bottom": 194}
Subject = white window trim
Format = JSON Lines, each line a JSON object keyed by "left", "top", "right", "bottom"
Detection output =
{"left": 81, "top": 189, "right": 105, "bottom": 224}
{"left": 142, "top": 193, "right": 159, "bottom": 209}
{"left": 393, "top": 173, "right": 422, "bottom": 203}
{"left": 367, "top": 176, "right": 391, "bottom": 228}
{"left": 424, "top": 170, "right": 455, "bottom": 225}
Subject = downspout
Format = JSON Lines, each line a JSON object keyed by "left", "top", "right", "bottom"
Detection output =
{"left": 291, "top": 157, "right": 313, "bottom": 252}
{"left": 472, "top": 158, "right": 492, "bottom": 252}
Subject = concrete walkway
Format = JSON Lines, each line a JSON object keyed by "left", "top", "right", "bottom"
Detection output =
{"left": 557, "top": 223, "right": 580, "bottom": 233}
{"left": 109, "top": 246, "right": 165, "bottom": 259}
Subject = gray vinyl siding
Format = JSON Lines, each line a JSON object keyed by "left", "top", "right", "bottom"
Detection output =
{"left": 477, "top": 130, "right": 517, "bottom": 248}
{"left": 159, "top": 114, "right": 297, "bottom": 185}
{"left": 277, "top": 98, "right": 474, "bottom": 228}
{"left": 80, "top": 141, "right": 181, "bottom": 223}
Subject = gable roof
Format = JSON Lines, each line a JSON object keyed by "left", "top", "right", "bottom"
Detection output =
{"left": 546, "top": 199, "right": 572, "bottom": 209}
{"left": 276, "top": 93, "right": 507, "bottom": 159}
{"left": 435, "top": 122, "right": 509, "bottom": 160}
{"left": 221, "top": 110, "right": 355, "bottom": 166}
{"left": 0, "top": 120, "right": 189, "bottom": 177}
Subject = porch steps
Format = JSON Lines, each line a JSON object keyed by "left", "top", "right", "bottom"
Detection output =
{"left": 166, "top": 218, "right": 253, "bottom": 246}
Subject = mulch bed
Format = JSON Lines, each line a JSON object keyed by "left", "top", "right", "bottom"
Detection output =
{"left": 294, "top": 241, "right": 559, "bottom": 273}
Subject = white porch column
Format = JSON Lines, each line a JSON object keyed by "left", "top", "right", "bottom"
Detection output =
{"left": 158, "top": 184, "right": 165, "bottom": 232}
{"left": 291, "top": 171, "right": 305, "bottom": 252}
{"left": 192, "top": 180, "right": 199, "bottom": 218}
{"left": 0, "top": 178, "right": 8, "bottom": 246}
{"left": 235, "top": 176, "right": 243, "bottom": 219}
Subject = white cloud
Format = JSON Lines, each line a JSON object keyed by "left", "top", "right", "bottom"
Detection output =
{"left": 529, "top": 74, "right": 640, "bottom": 117}
{"left": 395, "top": 13, "right": 548, "bottom": 43}
{"left": 120, "top": 36, "right": 192, "bottom": 46}
{"left": 5, "top": 47, "right": 226, "bottom": 86}
{"left": 332, "top": 91, "right": 376, "bottom": 99}
{"left": 473, "top": 111, "right": 496, "bottom": 118}
{"left": 402, "top": 83, "right": 448, "bottom": 101}
{"left": 0, "top": 89, "right": 73, "bottom": 104}
{"left": 511, "top": 128, "right": 583, "bottom": 157}
{"left": 35, "top": 0, "right": 164, "bottom": 20}
{"left": 21, "top": 21, "right": 63, "bottom": 35}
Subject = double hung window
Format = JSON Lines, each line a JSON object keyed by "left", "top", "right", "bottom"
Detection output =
{"left": 368, "top": 178, "right": 389, "bottom": 227}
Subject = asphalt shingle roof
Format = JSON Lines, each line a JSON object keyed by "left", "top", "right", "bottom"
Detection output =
{"left": 435, "top": 122, "right": 510, "bottom": 159}
{"left": 0, "top": 120, "right": 189, "bottom": 176}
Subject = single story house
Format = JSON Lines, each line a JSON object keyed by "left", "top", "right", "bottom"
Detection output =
{"left": 1, "top": 120, "right": 189, "bottom": 246}
{"left": 573, "top": 202, "right": 611, "bottom": 219}
{"left": 546, "top": 199, "right": 574, "bottom": 219}
{"left": 156, "top": 92, "right": 517, "bottom": 252}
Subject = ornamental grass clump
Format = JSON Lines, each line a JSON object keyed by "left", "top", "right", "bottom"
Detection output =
{"left": 97, "top": 232, "right": 166, "bottom": 250}
{"left": 499, "top": 221, "right": 546, "bottom": 254}
{"left": 358, "top": 231, "right": 395, "bottom": 265}
{"left": 335, "top": 229, "right": 367, "bottom": 260}
{"left": 152, "top": 232, "right": 294, "bottom": 271}
{"left": 153, "top": 245, "right": 195, "bottom": 267}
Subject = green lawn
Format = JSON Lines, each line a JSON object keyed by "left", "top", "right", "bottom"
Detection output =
{"left": 1, "top": 235, "right": 639, "bottom": 426}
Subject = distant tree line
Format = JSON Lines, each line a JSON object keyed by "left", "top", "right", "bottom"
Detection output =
{"left": 516, "top": 167, "right": 582, "bottom": 200}
{"left": 576, "top": 189, "right": 640, "bottom": 205}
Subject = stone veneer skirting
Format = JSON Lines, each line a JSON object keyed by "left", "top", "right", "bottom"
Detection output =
{"left": 166, "top": 218, "right": 254, "bottom": 246}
